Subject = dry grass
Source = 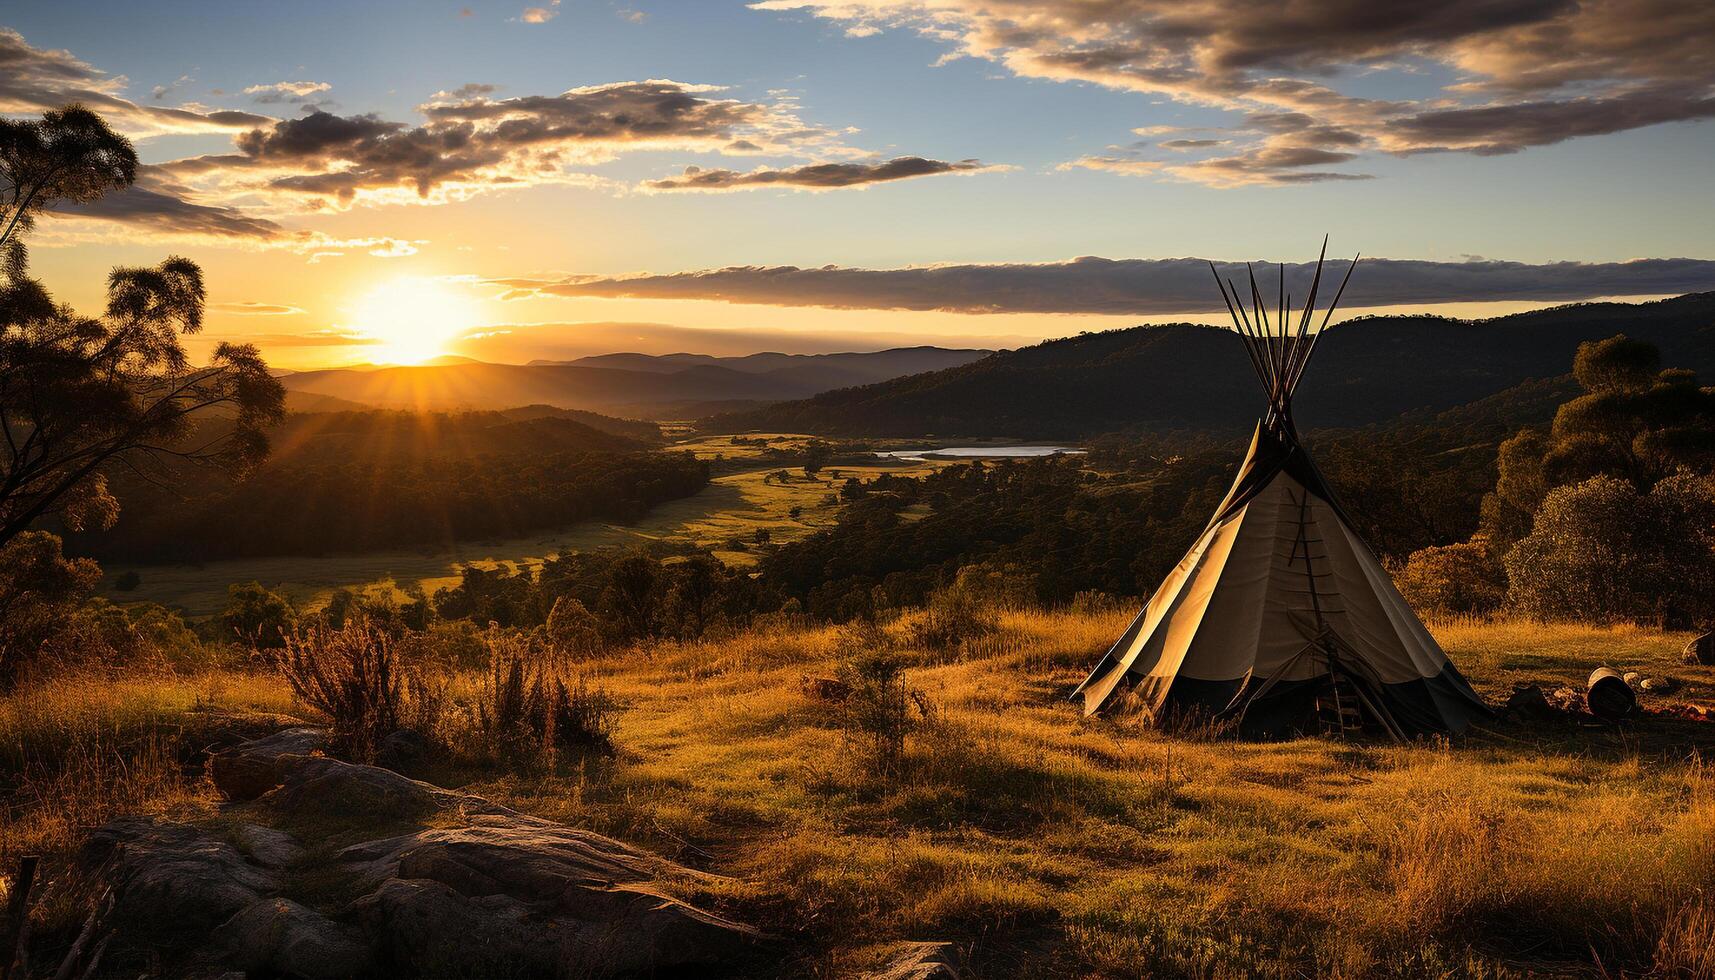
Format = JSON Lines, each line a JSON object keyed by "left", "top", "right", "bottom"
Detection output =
{"left": 0, "top": 671, "right": 293, "bottom": 876}
{"left": 5, "top": 610, "right": 1713, "bottom": 977}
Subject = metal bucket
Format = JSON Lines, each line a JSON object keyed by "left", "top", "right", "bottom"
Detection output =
{"left": 1586, "top": 666, "right": 1637, "bottom": 720}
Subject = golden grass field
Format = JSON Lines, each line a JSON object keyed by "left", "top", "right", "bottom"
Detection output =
{"left": 98, "top": 440, "right": 942, "bottom": 616}
{"left": 4, "top": 610, "right": 1712, "bottom": 977}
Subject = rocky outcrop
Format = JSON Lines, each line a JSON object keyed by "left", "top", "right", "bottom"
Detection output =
{"left": 212, "top": 898, "right": 372, "bottom": 978}
{"left": 81, "top": 729, "right": 766, "bottom": 978}
{"left": 207, "top": 726, "right": 327, "bottom": 801}
{"left": 83, "top": 818, "right": 282, "bottom": 943}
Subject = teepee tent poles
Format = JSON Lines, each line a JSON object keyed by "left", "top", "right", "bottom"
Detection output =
{"left": 1207, "top": 240, "right": 1361, "bottom": 428}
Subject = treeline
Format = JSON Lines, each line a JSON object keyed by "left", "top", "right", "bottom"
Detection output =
{"left": 72, "top": 449, "right": 708, "bottom": 563}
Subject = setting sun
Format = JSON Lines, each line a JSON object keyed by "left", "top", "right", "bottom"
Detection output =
{"left": 346, "top": 277, "right": 477, "bottom": 365}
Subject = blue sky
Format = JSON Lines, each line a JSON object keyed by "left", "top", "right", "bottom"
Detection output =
{"left": 4, "top": 1, "right": 1713, "bottom": 364}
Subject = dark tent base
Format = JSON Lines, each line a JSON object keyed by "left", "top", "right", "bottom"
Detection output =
{"left": 1157, "top": 666, "right": 1491, "bottom": 740}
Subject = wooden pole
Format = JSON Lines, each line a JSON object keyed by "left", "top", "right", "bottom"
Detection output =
{"left": 2, "top": 855, "right": 40, "bottom": 980}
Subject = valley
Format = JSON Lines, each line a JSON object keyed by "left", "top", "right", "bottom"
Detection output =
{"left": 98, "top": 437, "right": 950, "bottom": 616}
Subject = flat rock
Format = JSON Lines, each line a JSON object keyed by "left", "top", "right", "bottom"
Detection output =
{"left": 346, "top": 820, "right": 761, "bottom": 975}
{"left": 212, "top": 897, "right": 372, "bottom": 979}
{"left": 257, "top": 754, "right": 451, "bottom": 822}
{"left": 210, "top": 726, "right": 328, "bottom": 801}
{"left": 83, "top": 730, "right": 768, "bottom": 978}
{"left": 82, "top": 817, "right": 281, "bottom": 941}
{"left": 235, "top": 823, "right": 306, "bottom": 868}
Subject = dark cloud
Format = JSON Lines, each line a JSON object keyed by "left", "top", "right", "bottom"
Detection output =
{"left": 753, "top": 0, "right": 1715, "bottom": 185}
{"left": 0, "top": 28, "right": 272, "bottom": 136}
{"left": 644, "top": 157, "right": 992, "bottom": 191}
{"left": 491, "top": 256, "right": 1715, "bottom": 315}
{"left": 420, "top": 81, "right": 778, "bottom": 144}
{"left": 1385, "top": 86, "right": 1715, "bottom": 155}
{"left": 54, "top": 167, "right": 288, "bottom": 240}
{"left": 160, "top": 81, "right": 859, "bottom": 207}
{"left": 434, "top": 83, "right": 498, "bottom": 100}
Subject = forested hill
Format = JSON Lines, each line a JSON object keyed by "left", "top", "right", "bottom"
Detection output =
{"left": 265, "top": 407, "right": 661, "bottom": 462}
{"left": 707, "top": 292, "right": 1715, "bottom": 438}
{"left": 62, "top": 408, "right": 699, "bottom": 563}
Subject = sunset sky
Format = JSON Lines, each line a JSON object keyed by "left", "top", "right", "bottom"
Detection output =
{"left": 5, "top": 1, "right": 1714, "bottom": 368}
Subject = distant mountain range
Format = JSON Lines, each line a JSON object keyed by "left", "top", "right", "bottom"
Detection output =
{"left": 709, "top": 293, "right": 1715, "bottom": 438}
{"left": 278, "top": 347, "right": 991, "bottom": 418}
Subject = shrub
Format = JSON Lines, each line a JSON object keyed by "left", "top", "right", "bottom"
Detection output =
{"left": 949, "top": 562, "right": 1036, "bottom": 609}
{"left": 400, "top": 620, "right": 488, "bottom": 671}
{"left": 544, "top": 596, "right": 603, "bottom": 658}
{"left": 222, "top": 581, "right": 298, "bottom": 649}
{"left": 836, "top": 649, "right": 931, "bottom": 779}
{"left": 0, "top": 532, "right": 102, "bottom": 687}
{"left": 273, "top": 622, "right": 438, "bottom": 763}
{"left": 909, "top": 581, "right": 1000, "bottom": 652}
{"left": 1505, "top": 474, "right": 1715, "bottom": 625}
{"left": 476, "top": 633, "right": 616, "bottom": 769}
{"left": 1395, "top": 536, "right": 1506, "bottom": 615}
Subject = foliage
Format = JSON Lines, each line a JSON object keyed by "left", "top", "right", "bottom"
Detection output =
{"left": 1573, "top": 334, "right": 1660, "bottom": 393}
{"left": 1478, "top": 428, "right": 1550, "bottom": 553}
{"left": 475, "top": 632, "right": 614, "bottom": 768}
{"left": 1, "top": 106, "right": 284, "bottom": 552}
{"left": 762, "top": 456, "right": 1230, "bottom": 618}
{"left": 320, "top": 582, "right": 430, "bottom": 633}
{"left": 1504, "top": 474, "right": 1715, "bottom": 626}
{"left": 0, "top": 104, "right": 137, "bottom": 270}
{"left": 909, "top": 576, "right": 1002, "bottom": 652}
{"left": 543, "top": 596, "right": 603, "bottom": 657}
{"left": 1395, "top": 536, "right": 1506, "bottom": 615}
{"left": 220, "top": 581, "right": 298, "bottom": 648}
{"left": 435, "top": 546, "right": 766, "bottom": 641}
{"left": 1479, "top": 336, "right": 1715, "bottom": 553}
{"left": 835, "top": 649, "right": 928, "bottom": 779}
{"left": 272, "top": 621, "right": 446, "bottom": 763}
{"left": 0, "top": 531, "right": 101, "bottom": 686}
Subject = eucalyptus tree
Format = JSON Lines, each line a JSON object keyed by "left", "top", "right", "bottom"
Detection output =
{"left": 0, "top": 104, "right": 284, "bottom": 550}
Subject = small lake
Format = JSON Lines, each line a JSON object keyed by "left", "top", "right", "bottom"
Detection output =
{"left": 874, "top": 445, "right": 1085, "bottom": 463}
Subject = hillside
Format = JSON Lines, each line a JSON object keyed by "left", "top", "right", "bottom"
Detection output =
{"left": 279, "top": 347, "right": 991, "bottom": 418}
{"left": 709, "top": 293, "right": 1715, "bottom": 438}
{"left": 263, "top": 407, "right": 655, "bottom": 464}
{"left": 62, "top": 408, "right": 699, "bottom": 563}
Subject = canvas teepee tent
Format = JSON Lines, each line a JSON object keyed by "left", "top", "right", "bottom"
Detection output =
{"left": 1074, "top": 241, "right": 1490, "bottom": 739}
